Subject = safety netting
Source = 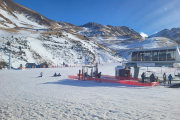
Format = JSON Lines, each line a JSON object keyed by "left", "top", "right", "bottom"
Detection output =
{"left": 68, "top": 75, "right": 159, "bottom": 87}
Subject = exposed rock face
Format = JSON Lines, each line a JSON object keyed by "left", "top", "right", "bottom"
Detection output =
{"left": 150, "top": 28, "right": 180, "bottom": 43}
{"left": 81, "top": 22, "right": 142, "bottom": 39}
{"left": 57, "top": 22, "right": 82, "bottom": 32}
{"left": 82, "top": 22, "right": 104, "bottom": 29}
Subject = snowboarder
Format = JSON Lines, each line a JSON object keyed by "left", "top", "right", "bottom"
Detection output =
{"left": 141, "top": 72, "right": 145, "bottom": 83}
{"left": 168, "top": 74, "right": 172, "bottom": 84}
{"left": 163, "top": 73, "right": 166, "bottom": 84}
{"left": 40, "top": 72, "right": 43, "bottom": 77}
{"left": 54, "top": 72, "right": 57, "bottom": 77}
{"left": 58, "top": 73, "right": 61, "bottom": 76}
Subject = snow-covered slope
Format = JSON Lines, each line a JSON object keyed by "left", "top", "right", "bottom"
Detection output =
{"left": 57, "top": 22, "right": 179, "bottom": 59}
{"left": 0, "top": 29, "right": 123, "bottom": 68}
{"left": 0, "top": 0, "right": 59, "bottom": 29}
{"left": 150, "top": 28, "right": 180, "bottom": 43}
{"left": 93, "top": 36, "right": 178, "bottom": 59}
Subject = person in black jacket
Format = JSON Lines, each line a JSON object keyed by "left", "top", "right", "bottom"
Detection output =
{"left": 40, "top": 72, "right": 43, "bottom": 77}
{"left": 150, "top": 73, "right": 155, "bottom": 82}
{"left": 141, "top": 72, "right": 145, "bottom": 83}
{"left": 58, "top": 73, "right": 61, "bottom": 76}
{"left": 54, "top": 72, "right": 57, "bottom": 77}
{"left": 163, "top": 73, "right": 166, "bottom": 84}
{"left": 98, "top": 72, "right": 101, "bottom": 78}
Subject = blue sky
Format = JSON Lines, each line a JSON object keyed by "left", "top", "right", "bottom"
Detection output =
{"left": 13, "top": 0, "right": 180, "bottom": 36}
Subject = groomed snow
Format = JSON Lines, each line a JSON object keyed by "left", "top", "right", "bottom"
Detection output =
{"left": 0, "top": 63, "right": 180, "bottom": 120}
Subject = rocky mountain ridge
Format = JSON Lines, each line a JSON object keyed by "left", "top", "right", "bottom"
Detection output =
{"left": 81, "top": 22, "right": 142, "bottom": 39}
{"left": 150, "top": 28, "right": 180, "bottom": 43}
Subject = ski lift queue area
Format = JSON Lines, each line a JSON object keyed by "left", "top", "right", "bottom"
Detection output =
{"left": 119, "top": 47, "right": 180, "bottom": 78}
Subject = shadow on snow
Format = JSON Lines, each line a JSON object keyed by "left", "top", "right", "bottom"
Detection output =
{"left": 42, "top": 79, "right": 145, "bottom": 88}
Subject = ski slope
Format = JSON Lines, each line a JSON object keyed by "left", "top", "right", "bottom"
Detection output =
{"left": 0, "top": 63, "right": 180, "bottom": 120}
{"left": 0, "top": 30, "right": 123, "bottom": 68}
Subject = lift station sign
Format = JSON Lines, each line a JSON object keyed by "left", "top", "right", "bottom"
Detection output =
{"left": 137, "top": 63, "right": 155, "bottom": 67}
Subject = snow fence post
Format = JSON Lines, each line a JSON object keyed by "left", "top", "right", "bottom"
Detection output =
{"left": 79, "top": 70, "right": 81, "bottom": 80}
{"left": 82, "top": 68, "right": 83, "bottom": 81}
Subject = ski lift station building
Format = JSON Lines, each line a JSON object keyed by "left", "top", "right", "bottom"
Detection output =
{"left": 120, "top": 47, "right": 180, "bottom": 78}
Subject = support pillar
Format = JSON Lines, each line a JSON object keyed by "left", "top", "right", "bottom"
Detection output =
{"left": 8, "top": 50, "right": 11, "bottom": 70}
{"left": 134, "top": 67, "right": 140, "bottom": 78}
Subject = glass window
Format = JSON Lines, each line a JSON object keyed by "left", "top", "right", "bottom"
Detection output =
{"left": 138, "top": 51, "right": 144, "bottom": 61}
{"left": 152, "top": 50, "right": 159, "bottom": 61}
{"left": 143, "top": 51, "right": 151, "bottom": 61}
{"left": 159, "top": 50, "right": 167, "bottom": 61}
{"left": 167, "top": 49, "right": 175, "bottom": 61}
{"left": 132, "top": 52, "right": 138, "bottom": 61}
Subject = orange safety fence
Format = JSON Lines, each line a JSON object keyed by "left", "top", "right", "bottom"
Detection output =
{"left": 68, "top": 75, "right": 159, "bottom": 87}
{"left": 77, "top": 74, "right": 82, "bottom": 76}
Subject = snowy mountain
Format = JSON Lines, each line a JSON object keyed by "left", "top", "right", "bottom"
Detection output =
{"left": 82, "top": 22, "right": 142, "bottom": 39}
{"left": 150, "top": 28, "right": 180, "bottom": 43}
{"left": 0, "top": 0, "right": 178, "bottom": 68}
{"left": 0, "top": 29, "right": 124, "bottom": 68}
{"left": 103, "top": 37, "right": 178, "bottom": 59}
{"left": 0, "top": 0, "right": 59, "bottom": 29}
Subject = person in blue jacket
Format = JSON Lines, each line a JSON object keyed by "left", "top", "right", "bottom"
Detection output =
{"left": 168, "top": 74, "right": 172, "bottom": 84}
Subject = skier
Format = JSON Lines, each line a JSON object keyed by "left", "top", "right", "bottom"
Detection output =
{"left": 141, "top": 72, "right": 145, "bottom": 83}
{"left": 168, "top": 74, "right": 172, "bottom": 84}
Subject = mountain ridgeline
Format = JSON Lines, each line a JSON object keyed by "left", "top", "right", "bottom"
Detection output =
{"left": 0, "top": 0, "right": 179, "bottom": 67}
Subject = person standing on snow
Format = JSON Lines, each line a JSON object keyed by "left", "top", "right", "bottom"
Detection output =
{"left": 98, "top": 72, "right": 101, "bottom": 78}
{"left": 163, "top": 73, "right": 166, "bottom": 84}
{"left": 168, "top": 74, "right": 172, "bottom": 84}
{"left": 141, "top": 72, "right": 145, "bottom": 83}
{"left": 40, "top": 72, "right": 43, "bottom": 77}
{"left": 150, "top": 73, "right": 155, "bottom": 82}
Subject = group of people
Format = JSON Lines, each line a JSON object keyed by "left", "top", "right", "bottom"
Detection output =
{"left": 141, "top": 72, "right": 156, "bottom": 83}
{"left": 39, "top": 72, "right": 61, "bottom": 77}
{"left": 163, "top": 73, "right": 172, "bottom": 85}
{"left": 141, "top": 72, "right": 173, "bottom": 84}
{"left": 54, "top": 72, "right": 61, "bottom": 77}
